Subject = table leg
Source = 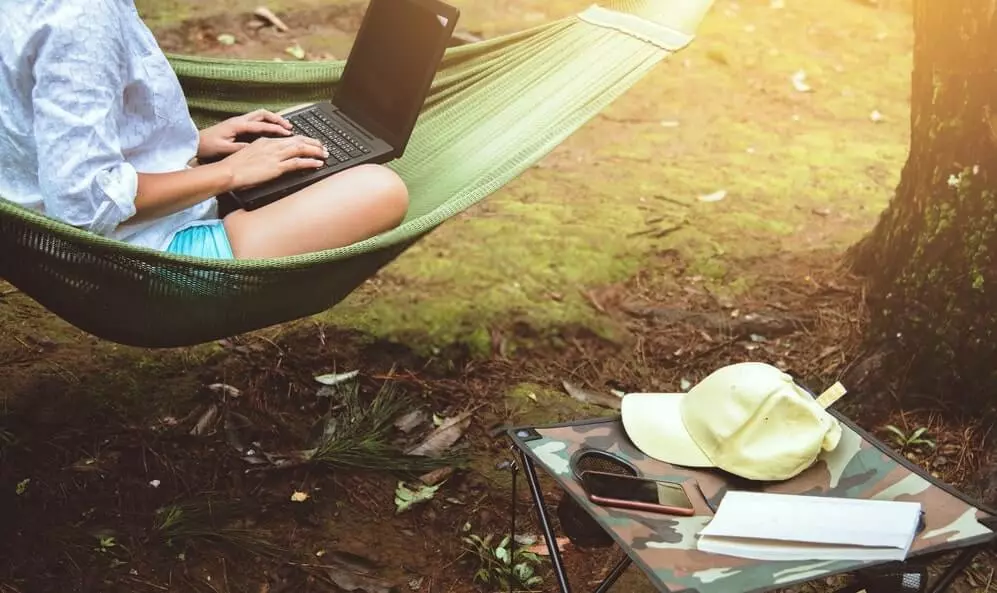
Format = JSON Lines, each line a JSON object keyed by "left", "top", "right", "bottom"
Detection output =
{"left": 593, "top": 555, "right": 632, "bottom": 593}
{"left": 520, "top": 452, "right": 574, "bottom": 593}
{"left": 928, "top": 545, "right": 984, "bottom": 593}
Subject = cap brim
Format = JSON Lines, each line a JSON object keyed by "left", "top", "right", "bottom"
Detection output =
{"left": 621, "top": 393, "right": 714, "bottom": 468}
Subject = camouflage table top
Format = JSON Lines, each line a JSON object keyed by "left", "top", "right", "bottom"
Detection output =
{"left": 509, "top": 414, "right": 997, "bottom": 593}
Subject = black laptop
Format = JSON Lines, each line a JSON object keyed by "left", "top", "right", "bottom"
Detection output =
{"left": 224, "top": 0, "right": 459, "bottom": 211}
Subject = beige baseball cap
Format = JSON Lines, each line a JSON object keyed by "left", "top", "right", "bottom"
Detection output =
{"left": 620, "top": 362, "right": 843, "bottom": 481}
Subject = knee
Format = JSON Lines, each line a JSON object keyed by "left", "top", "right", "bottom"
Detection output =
{"left": 360, "top": 164, "right": 409, "bottom": 226}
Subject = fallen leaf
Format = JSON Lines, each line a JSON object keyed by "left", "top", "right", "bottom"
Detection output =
{"left": 224, "top": 411, "right": 255, "bottom": 453}
{"left": 253, "top": 6, "right": 289, "bottom": 32}
{"left": 419, "top": 466, "right": 454, "bottom": 486}
{"left": 561, "top": 380, "right": 622, "bottom": 410}
{"left": 791, "top": 70, "right": 812, "bottom": 93}
{"left": 394, "top": 409, "right": 428, "bottom": 433}
{"left": 242, "top": 454, "right": 270, "bottom": 466}
{"left": 286, "top": 44, "right": 306, "bottom": 60}
{"left": 216, "top": 33, "right": 237, "bottom": 46}
{"left": 527, "top": 537, "right": 571, "bottom": 555}
{"left": 697, "top": 189, "right": 727, "bottom": 203}
{"left": 252, "top": 448, "right": 315, "bottom": 470}
{"left": 315, "top": 370, "right": 359, "bottom": 386}
{"left": 190, "top": 404, "right": 220, "bottom": 436}
{"left": 208, "top": 383, "right": 242, "bottom": 398}
{"left": 291, "top": 491, "right": 310, "bottom": 503}
{"left": 405, "top": 411, "right": 472, "bottom": 457}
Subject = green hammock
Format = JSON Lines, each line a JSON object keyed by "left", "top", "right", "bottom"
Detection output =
{"left": 0, "top": 0, "right": 713, "bottom": 348}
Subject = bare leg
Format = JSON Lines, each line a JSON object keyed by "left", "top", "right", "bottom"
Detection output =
{"left": 222, "top": 164, "right": 408, "bottom": 259}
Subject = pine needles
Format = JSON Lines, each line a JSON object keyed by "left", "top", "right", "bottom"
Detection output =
{"left": 308, "top": 379, "right": 459, "bottom": 473}
{"left": 152, "top": 498, "right": 286, "bottom": 559}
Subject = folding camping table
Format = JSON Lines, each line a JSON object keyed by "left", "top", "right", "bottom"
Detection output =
{"left": 508, "top": 414, "right": 997, "bottom": 593}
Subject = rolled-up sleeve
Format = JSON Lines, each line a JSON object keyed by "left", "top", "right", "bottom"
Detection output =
{"left": 31, "top": 1, "right": 138, "bottom": 236}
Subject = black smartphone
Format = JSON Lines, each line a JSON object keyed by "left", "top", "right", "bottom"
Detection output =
{"left": 581, "top": 470, "right": 696, "bottom": 516}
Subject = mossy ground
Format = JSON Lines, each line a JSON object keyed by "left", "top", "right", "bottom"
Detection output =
{"left": 323, "top": 0, "right": 910, "bottom": 347}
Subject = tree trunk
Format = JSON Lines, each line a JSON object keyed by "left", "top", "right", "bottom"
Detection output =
{"left": 849, "top": 0, "right": 997, "bottom": 409}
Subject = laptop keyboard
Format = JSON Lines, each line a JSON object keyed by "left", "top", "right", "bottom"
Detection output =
{"left": 288, "top": 110, "right": 372, "bottom": 167}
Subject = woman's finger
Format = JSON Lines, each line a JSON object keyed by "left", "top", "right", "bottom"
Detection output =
{"left": 275, "top": 137, "right": 326, "bottom": 159}
{"left": 258, "top": 109, "right": 293, "bottom": 129}
{"left": 282, "top": 157, "right": 326, "bottom": 172}
{"left": 246, "top": 121, "right": 292, "bottom": 136}
{"left": 301, "top": 143, "right": 330, "bottom": 160}
{"left": 294, "top": 135, "right": 325, "bottom": 149}
{"left": 244, "top": 109, "right": 291, "bottom": 130}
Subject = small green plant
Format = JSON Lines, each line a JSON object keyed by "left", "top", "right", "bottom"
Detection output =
{"left": 461, "top": 524, "right": 545, "bottom": 591}
{"left": 394, "top": 481, "right": 442, "bottom": 514}
{"left": 884, "top": 425, "right": 936, "bottom": 451}
{"left": 94, "top": 535, "right": 116, "bottom": 554}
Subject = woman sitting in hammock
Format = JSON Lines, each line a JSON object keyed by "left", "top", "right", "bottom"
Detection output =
{"left": 0, "top": 1, "right": 409, "bottom": 260}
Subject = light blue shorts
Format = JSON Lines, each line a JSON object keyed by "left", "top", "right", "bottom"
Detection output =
{"left": 166, "top": 221, "right": 234, "bottom": 259}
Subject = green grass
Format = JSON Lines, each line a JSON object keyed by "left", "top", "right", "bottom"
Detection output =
{"left": 306, "top": 0, "right": 914, "bottom": 349}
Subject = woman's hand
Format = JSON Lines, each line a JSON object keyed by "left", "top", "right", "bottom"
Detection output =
{"left": 197, "top": 109, "right": 294, "bottom": 160}
{"left": 133, "top": 132, "right": 328, "bottom": 223}
{"left": 221, "top": 136, "right": 330, "bottom": 189}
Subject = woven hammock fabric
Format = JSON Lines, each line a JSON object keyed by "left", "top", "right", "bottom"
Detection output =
{"left": 0, "top": 0, "right": 713, "bottom": 347}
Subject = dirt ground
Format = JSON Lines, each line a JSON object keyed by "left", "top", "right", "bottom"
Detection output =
{"left": 2, "top": 0, "right": 995, "bottom": 592}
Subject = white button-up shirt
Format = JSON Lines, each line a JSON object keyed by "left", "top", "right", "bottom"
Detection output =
{"left": 0, "top": 0, "right": 218, "bottom": 251}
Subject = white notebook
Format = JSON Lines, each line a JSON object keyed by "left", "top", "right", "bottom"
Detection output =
{"left": 696, "top": 491, "right": 922, "bottom": 562}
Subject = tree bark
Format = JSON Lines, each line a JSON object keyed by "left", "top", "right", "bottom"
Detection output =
{"left": 849, "top": 0, "right": 997, "bottom": 409}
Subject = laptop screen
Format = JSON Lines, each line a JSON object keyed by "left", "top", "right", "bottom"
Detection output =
{"left": 335, "top": 0, "right": 455, "bottom": 151}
